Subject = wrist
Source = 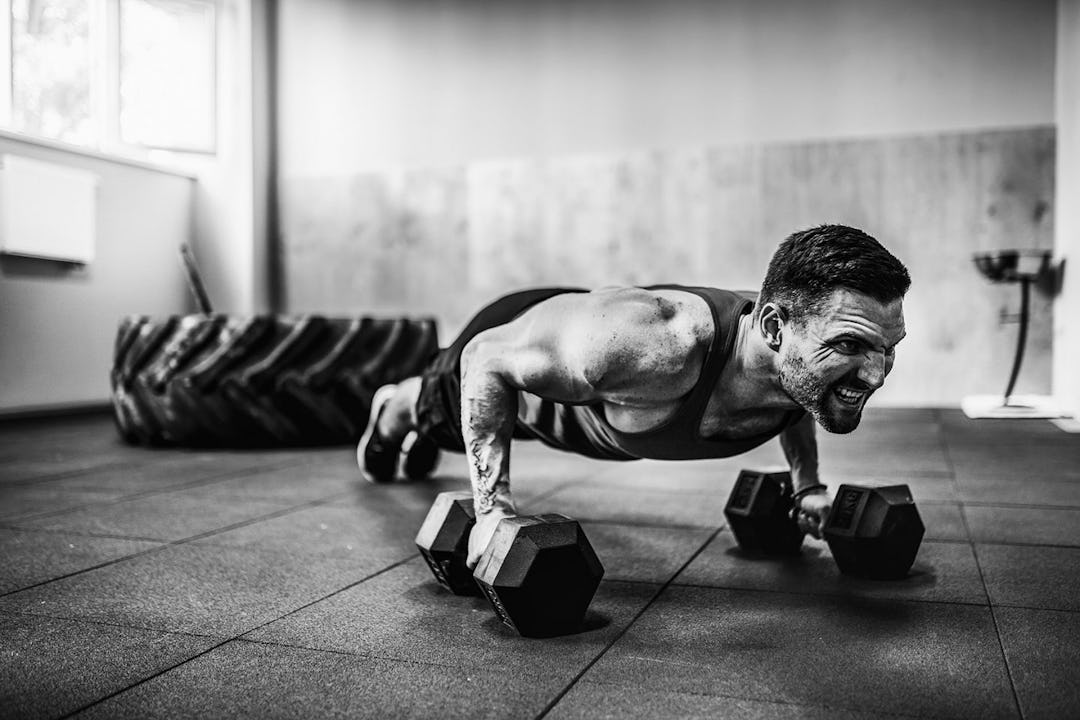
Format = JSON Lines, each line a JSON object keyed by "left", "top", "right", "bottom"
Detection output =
{"left": 475, "top": 491, "right": 516, "bottom": 516}
{"left": 792, "top": 483, "right": 827, "bottom": 502}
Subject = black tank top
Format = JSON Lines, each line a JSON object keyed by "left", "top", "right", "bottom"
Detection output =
{"left": 515, "top": 286, "right": 806, "bottom": 460}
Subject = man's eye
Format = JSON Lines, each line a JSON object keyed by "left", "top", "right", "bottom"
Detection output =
{"left": 834, "top": 340, "right": 861, "bottom": 354}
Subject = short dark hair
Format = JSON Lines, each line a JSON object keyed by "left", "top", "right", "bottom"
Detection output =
{"left": 756, "top": 224, "right": 910, "bottom": 324}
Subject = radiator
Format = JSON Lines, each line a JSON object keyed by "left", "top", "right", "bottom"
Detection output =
{"left": 0, "top": 154, "right": 99, "bottom": 264}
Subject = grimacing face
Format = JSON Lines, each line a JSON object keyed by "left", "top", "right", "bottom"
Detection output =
{"left": 776, "top": 288, "right": 906, "bottom": 433}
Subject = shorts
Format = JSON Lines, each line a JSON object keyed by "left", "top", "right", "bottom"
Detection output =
{"left": 415, "top": 287, "right": 587, "bottom": 452}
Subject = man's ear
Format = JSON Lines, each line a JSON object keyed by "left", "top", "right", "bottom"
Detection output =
{"left": 759, "top": 303, "right": 786, "bottom": 350}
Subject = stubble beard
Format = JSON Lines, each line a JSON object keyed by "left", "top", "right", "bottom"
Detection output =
{"left": 778, "top": 355, "right": 863, "bottom": 434}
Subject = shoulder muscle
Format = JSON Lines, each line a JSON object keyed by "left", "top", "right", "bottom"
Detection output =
{"left": 464, "top": 287, "right": 710, "bottom": 403}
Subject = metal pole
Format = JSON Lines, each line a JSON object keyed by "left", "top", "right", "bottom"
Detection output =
{"left": 1003, "top": 275, "right": 1031, "bottom": 406}
{"left": 179, "top": 244, "right": 215, "bottom": 314}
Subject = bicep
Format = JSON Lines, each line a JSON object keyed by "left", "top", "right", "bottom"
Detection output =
{"left": 779, "top": 412, "right": 817, "bottom": 459}
{"left": 460, "top": 297, "right": 598, "bottom": 403}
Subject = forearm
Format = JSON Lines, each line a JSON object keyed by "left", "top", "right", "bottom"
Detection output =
{"left": 460, "top": 342, "right": 518, "bottom": 516}
{"left": 779, "top": 414, "right": 821, "bottom": 492}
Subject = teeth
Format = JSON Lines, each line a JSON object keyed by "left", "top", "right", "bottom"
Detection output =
{"left": 834, "top": 387, "right": 865, "bottom": 405}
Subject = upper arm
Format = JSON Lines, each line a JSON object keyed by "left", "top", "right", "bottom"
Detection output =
{"left": 779, "top": 412, "right": 818, "bottom": 466}
{"left": 461, "top": 288, "right": 704, "bottom": 404}
{"left": 780, "top": 412, "right": 816, "bottom": 446}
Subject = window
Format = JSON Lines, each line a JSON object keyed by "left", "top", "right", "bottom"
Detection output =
{"left": 10, "top": 0, "right": 93, "bottom": 145}
{"left": 120, "top": 0, "right": 215, "bottom": 151}
{"left": 0, "top": 0, "right": 216, "bottom": 156}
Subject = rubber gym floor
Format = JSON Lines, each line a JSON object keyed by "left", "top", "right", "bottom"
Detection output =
{"left": 1, "top": 408, "right": 1078, "bottom": 719}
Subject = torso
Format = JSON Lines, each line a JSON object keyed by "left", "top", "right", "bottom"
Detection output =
{"left": 600, "top": 396, "right": 794, "bottom": 441}
{"left": 595, "top": 291, "right": 794, "bottom": 442}
{"left": 698, "top": 405, "right": 796, "bottom": 440}
{"left": 512, "top": 284, "right": 804, "bottom": 462}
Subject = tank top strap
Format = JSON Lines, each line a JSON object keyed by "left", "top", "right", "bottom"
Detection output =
{"left": 644, "top": 285, "right": 755, "bottom": 430}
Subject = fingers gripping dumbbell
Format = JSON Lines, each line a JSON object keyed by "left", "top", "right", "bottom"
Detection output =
{"left": 415, "top": 491, "right": 605, "bottom": 637}
{"left": 725, "top": 469, "right": 925, "bottom": 579}
{"left": 724, "top": 469, "right": 806, "bottom": 555}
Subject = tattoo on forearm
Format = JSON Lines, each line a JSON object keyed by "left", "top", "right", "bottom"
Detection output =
{"left": 468, "top": 436, "right": 508, "bottom": 513}
{"left": 461, "top": 358, "right": 515, "bottom": 515}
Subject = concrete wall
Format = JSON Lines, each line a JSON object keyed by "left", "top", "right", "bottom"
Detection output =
{"left": 0, "top": 139, "right": 194, "bottom": 413}
{"left": 278, "top": 0, "right": 1055, "bottom": 175}
{"left": 1055, "top": 0, "right": 1080, "bottom": 417}
{"left": 281, "top": 127, "right": 1055, "bottom": 407}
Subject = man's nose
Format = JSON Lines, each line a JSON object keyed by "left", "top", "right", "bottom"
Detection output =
{"left": 858, "top": 351, "right": 887, "bottom": 389}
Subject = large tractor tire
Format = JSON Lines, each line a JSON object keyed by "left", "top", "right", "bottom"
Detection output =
{"left": 111, "top": 314, "right": 439, "bottom": 447}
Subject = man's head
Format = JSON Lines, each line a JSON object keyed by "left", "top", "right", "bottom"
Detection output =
{"left": 756, "top": 225, "right": 910, "bottom": 433}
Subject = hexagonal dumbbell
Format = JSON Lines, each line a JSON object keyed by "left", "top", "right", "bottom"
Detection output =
{"left": 414, "top": 491, "right": 482, "bottom": 596}
{"left": 823, "top": 484, "right": 925, "bottom": 580}
{"left": 473, "top": 514, "right": 604, "bottom": 638}
{"left": 724, "top": 468, "right": 805, "bottom": 555}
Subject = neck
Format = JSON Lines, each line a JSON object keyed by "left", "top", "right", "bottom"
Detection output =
{"left": 712, "top": 312, "right": 798, "bottom": 413}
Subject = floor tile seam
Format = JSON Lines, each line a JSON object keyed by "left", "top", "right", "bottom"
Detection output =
{"left": 905, "top": 499, "right": 964, "bottom": 507}
{"left": 988, "top": 602, "right": 1080, "bottom": 615}
{"left": 903, "top": 536, "right": 971, "bottom": 546}
{"left": 0, "top": 486, "right": 118, "bottom": 503}
{"left": 941, "top": 422, "right": 997, "bottom": 613}
{"left": 932, "top": 413, "right": 960, "bottom": 487}
{"left": 960, "top": 501, "right": 1080, "bottom": 511}
{"left": 56, "top": 638, "right": 235, "bottom": 720}
{"left": 36, "top": 455, "right": 328, "bottom": 507}
{"left": 0, "top": 557, "right": 418, "bottom": 638}
{"left": 972, "top": 538, "right": 1080, "bottom": 551}
{"left": 0, "top": 493, "right": 290, "bottom": 528}
{"left": 0, "top": 495, "right": 350, "bottom": 599}
{"left": 235, "top": 554, "right": 420, "bottom": 637}
{"left": 576, "top": 478, "right": 959, "bottom": 494}
{"left": 567, "top": 678, "right": 935, "bottom": 720}
{"left": 235, "top": 635, "right": 606, "bottom": 686}
{"left": 562, "top": 482, "right": 737, "bottom": 495}
{"left": 968, "top": 539, "right": 1025, "bottom": 718}
{"left": 574, "top": 516, "right": 725, "bottom": 532}
{"left": 662, "top": 579, "right": 992, "bottom": 609}
{"left": 232, "top": 635, "right": 510, "bottom": 673}
{"left": 0, "top": 523, "right": 169, "bottom": 543}
{"left": 4, "top": 460, "right": 133, "bottom": 487}
{"left": 0, "top": 459, "right": 318, "bottom": 523}
{"left": 0, "top": 489, "right": 354, "bottom": 545}
{"left": 0, "top": 607, "right": 225, "bottom": 640}
{"left": 986, "top": 605, "right": 1027, "bottom": 718}
{"left": 168, "top": 490, "right": 351, "bottom": 506}
{"left": 954, "top": 468, "right": 1080, "bottom": 479}
{"left": 534, "top": 526, "right": 726, "bottom": 720}
{"left": 563, "top": 484, "right": 737, "bottom": 500}
{"left": 524, "top": 478, "right": 591, "bottom": 505}
{"left": 947, "top": 446, "right": 1080, "bottom": 454}
{"left": 120, "top": 492, "right": 356, "bottom": 547}
{"left": 5, "top": 449, "right": 319, "bottom": 489}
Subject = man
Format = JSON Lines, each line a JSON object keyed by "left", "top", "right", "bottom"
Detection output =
{"left": 358, "top": 224, "right": 910, "bottom": 568}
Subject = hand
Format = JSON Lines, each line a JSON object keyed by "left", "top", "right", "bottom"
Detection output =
{"left": 467, "top": 506, "right": 516, "bottom": 569}
{"left": 793, "top": 490, "right": 831, "bottom": 539}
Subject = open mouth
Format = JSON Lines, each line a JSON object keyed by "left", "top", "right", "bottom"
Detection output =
{"left": 833, "top": 386, "right": 868, "bottom": 407}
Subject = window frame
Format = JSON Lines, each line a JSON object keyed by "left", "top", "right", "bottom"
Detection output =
{"left": 0, "top": 0, "right": 218, "bottom": 161}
